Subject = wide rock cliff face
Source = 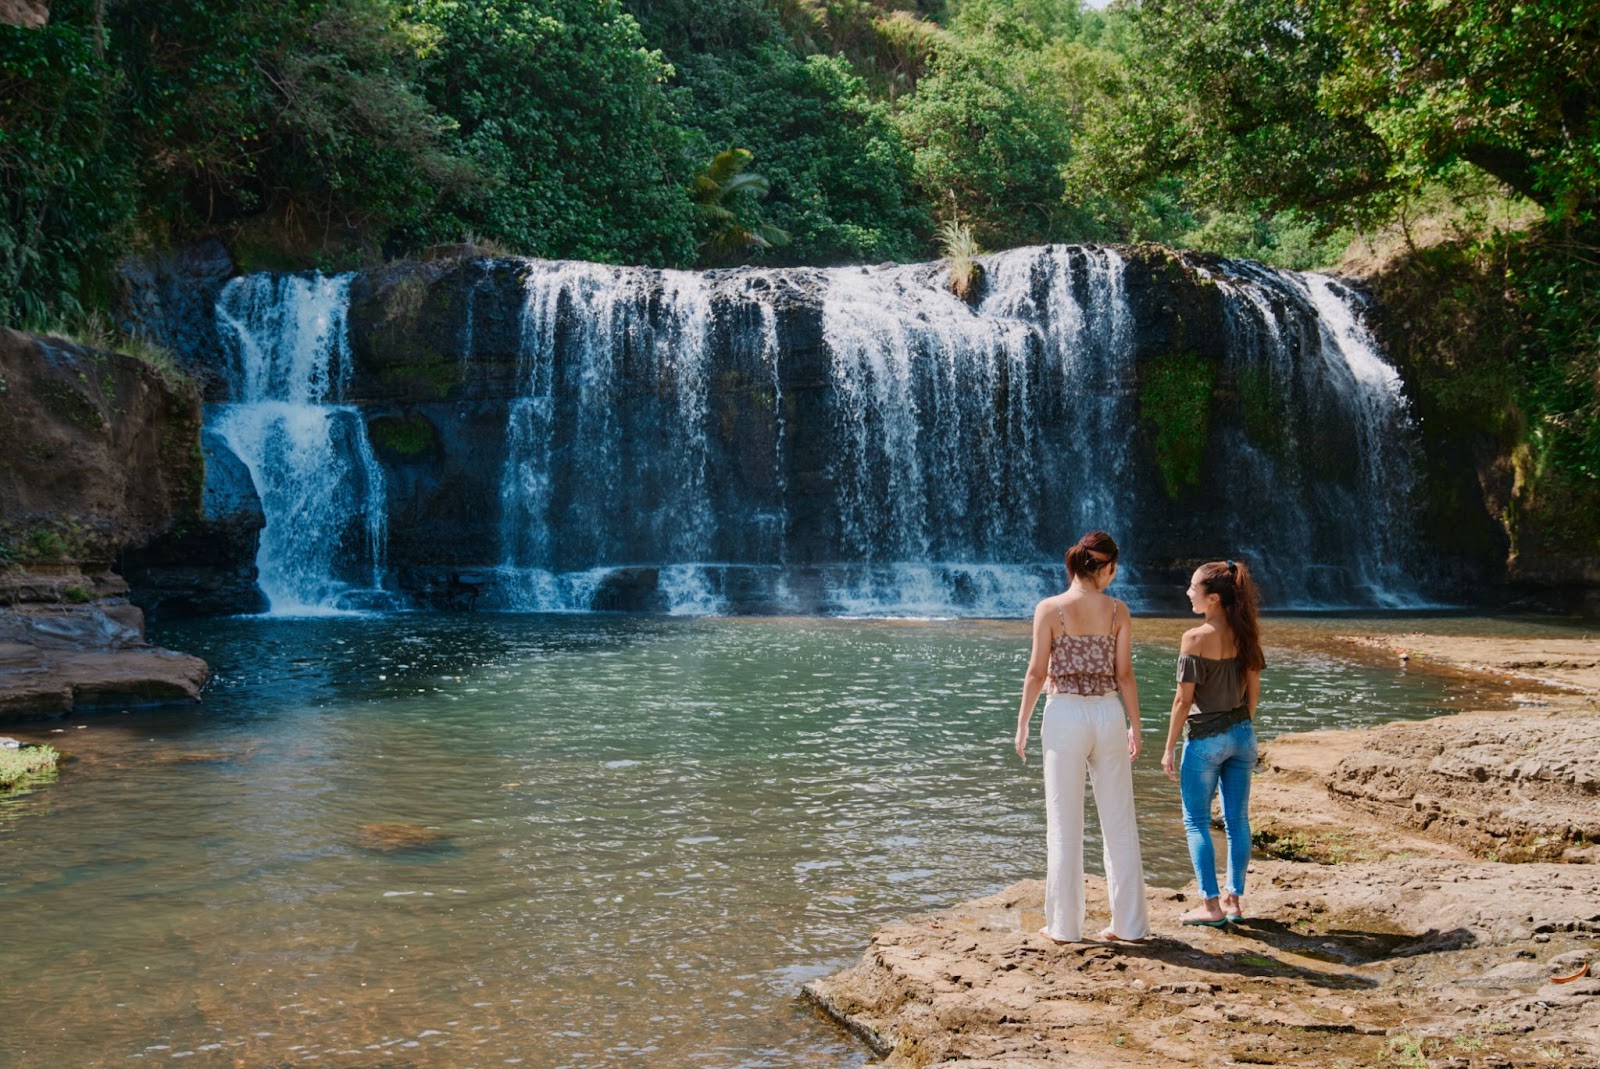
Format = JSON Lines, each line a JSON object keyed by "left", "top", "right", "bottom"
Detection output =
{"left": 153, "top": 243, "right": 1507, "bottom": 615}
{"left": 0, "top": 328, "right": 201, "bottom": 563}
{"left": 0, "top": 328, "right": 212, "bottom": 716}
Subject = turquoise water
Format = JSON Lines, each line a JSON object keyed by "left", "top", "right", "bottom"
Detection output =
{"left": 0, "top": 615, "right": 1541, "bottom": 1068}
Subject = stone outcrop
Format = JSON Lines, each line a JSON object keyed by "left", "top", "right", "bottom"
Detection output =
{"left": 0, "top": 580, "right": 208, "bottom": 718}
{"left": 0, "top": 328, "right": 213, "bottom": 714}
{"left": 120, "top": 429, "right": 267, "bottom": 616}
{"left": 114, "top": 240, "right": 238, "bottom": 400}
{"left": 0, "top": 327, "right": 202, "bottom": 564}
{"left": 1326, "top": 711, "right": 1600, "bottom": 863}
{"left": 805, "top": 865, "right": 1600, "bottom": 1069}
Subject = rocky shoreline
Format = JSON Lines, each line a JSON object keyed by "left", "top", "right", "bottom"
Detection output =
{"left": 0, "top": 577, "right": 208, "bottom": 719}
{"left": 804, "top": 631, "right": 1600, "bottom": 1068}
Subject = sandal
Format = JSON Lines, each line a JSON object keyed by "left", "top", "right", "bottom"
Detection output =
{"left": 1179, "top": 908, "right": 1228, "bottom": 927}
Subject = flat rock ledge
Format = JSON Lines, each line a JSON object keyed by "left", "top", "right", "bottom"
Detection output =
{"left": 0, "top": 599, "right": 209, "bottom": 718}
{"left": 804, "top": 864, "right": 1600, "bottom": 1069}
{"left": 807, "top": 634, "right": 1600, "bottom": 1069}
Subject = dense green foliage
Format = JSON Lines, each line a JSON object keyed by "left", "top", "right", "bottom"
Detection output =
{"left": 1371, "top": 226, "right": 1600, "bottom": 561}
{"left": 408, "top": 0, "right": 697, "bottom": 265}
{"left": 4, "top": 0, "right": 1411, "bottom": 318}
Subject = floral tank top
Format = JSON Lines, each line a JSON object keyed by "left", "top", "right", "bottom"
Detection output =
{"left": 1045, "top": 600, "right": 1120, "bottom": 696}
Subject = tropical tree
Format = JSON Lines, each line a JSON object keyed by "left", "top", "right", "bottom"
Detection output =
{"left": 692, "top": 148, "right": 791, "bottom": 263}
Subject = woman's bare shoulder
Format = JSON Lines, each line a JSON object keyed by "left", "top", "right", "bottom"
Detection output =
{"left": 1180, "top": 624, "right": 1212, "bottom": 653}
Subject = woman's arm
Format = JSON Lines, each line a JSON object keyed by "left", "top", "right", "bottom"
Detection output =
{"left": 1161, "top": 681, "right": 1196, "bottom": 781}
{"left": 1245, "top": 668, "right": 1261, "bottom": 719}
{"left": 1015, "top": 601, "right": 1053, "bottom": 763}
{"left": 1111, "top": 600, "right": 1141, "bottom": 759}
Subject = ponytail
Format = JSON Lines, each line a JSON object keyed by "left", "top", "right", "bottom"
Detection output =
{"left": 1196, "top": 559, "right": 1264, "bottom": 672}
{"left": 1065, "top": 530, "right": 1119, "bottom": 580}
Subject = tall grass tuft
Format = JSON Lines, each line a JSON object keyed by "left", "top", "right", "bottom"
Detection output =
{"left": 940, "top": 219, "right": 983, "bottom": 303}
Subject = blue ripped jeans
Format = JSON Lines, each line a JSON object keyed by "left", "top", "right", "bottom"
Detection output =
{"left": 1179, "top": 719, "right": 1256, "bottom": 900}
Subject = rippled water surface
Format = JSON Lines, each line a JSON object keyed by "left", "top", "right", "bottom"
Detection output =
{"left": 0, "top": 614, "right": 1558, "bottom": 1067}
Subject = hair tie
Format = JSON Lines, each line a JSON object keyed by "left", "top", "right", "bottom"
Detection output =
{"left": 1226, "top": 559, "right": 1237, "bottom": 574}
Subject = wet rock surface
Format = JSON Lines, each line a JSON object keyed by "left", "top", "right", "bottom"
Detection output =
{"left": 808, "top": 633, "right": 1600, "bottom": 1068}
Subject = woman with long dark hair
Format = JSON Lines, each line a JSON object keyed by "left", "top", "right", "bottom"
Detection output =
{"left": 1161, "top": 559, "right": 1265, "bottom": 926}
{"left": 1015, "top": 530, "right": 1149, "bottom": 943}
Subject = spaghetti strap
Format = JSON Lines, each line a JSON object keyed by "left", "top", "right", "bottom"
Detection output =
{"left": 1055, "top": 603, "right": 1069, "bottom": 633}
{"left": 1107, "top": 599, "right": 1118, "bottom": 635}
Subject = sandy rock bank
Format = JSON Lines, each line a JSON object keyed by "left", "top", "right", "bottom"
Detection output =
{"left": 806, "top": 864, "right": 1600, "bottom": 1069}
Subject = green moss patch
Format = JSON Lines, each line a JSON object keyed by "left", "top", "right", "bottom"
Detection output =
{"left": 368, "top": 412, "right": 440, "bottom": 459}
{"left": 34, "top": 378, "right": 104, "bottom": 433}
{"left": 1140, "top": 351, "right": 1215, "bottom": 499}
{"left": 0, "top": 744, "right": 59, "bottom": 792}
{"left": 378, "top": 360, "right": 458, "bottom": 401}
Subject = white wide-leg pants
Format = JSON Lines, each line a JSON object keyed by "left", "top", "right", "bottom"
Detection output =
{"left": 1040, "top": 692, "right": 1150, "bottom": 941}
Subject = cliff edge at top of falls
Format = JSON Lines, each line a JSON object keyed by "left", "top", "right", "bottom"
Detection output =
{"left": 804, "top": 633, "right": 1600, "bottom": 1069}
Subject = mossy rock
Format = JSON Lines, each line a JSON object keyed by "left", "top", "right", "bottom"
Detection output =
{"left": 368, "top": 412, "right": 441, "bottom": 460}
{"left": 1139, "top": 351, "right": 1215, "bottom": 499}
{"left": 1235, "top": 365, "right": 1290, "bottom": 458}
{"left": 377, "top": 359, "right": 458, "bottom": 401}
{"left": 0, "top": 744, "right": 59, "bottom": 793}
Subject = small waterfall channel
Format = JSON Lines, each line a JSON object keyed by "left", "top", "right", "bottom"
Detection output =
{"left": 208, "top": 273, "right": 392, "bottom": 614}
{"left": 199, "top": 246, "right": 1428, "bottom": 616}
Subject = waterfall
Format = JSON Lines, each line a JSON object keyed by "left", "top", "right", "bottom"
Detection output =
{"left": 209, "top": 273, "right": 392, "bottom": 614}
{"left": 203, "top": 245, "right": 1429, "bottom": 618}
{"left": 1208, "top": 261, "right": 1421, "bottom": 606}
{"left": 818, "top": 246, "right": 1139, "bottom": 613}
{"left": 496, "top": 263, "right": 727, "bottom": 613}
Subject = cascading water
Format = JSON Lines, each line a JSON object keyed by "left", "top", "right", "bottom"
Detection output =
{"left": 819, "top": 246, "right": 1140, "bottom": 613}
{"left": 497, "top": 263, "right": 727, "bottom": 613}
{"left": 209, "top": 273, "right": 392, "bottom": 614}
{"left": 206, "top": 245, "right": 1429, "bottom": 617}
{"left": 1209, "top": 261, "right": 1422, "bottom": 606}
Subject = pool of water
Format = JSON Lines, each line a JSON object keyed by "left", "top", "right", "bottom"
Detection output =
{"left": 0, "top": 614, "right": 1558, "bottom": 1068}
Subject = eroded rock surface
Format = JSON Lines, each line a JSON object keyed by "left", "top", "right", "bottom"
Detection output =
{"left": 1326, "top": 711, "right": 1600, "bottom": 863}
{"left": 811, "top": 633, "right": 1600, "bottom": 1068}
{"left": 0, "top": 598, "right": 208, "bottom": 718}
{"left": 806, "top": 867, "right": 1600, "bottom": 1069}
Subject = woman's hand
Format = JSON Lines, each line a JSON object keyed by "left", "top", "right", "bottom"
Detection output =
{"left": 1014, "top": 722, "right": 1029, "bottom": 763}
{"left": 1127, "top": 726, "right": 1141, "bottom": 761}
{"left": 1161, "top": 746, "right": 1177, "bottom": 781}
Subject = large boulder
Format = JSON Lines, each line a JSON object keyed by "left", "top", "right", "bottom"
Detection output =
{"left": 0, "top": 328, "right": 202, "bottom": 566}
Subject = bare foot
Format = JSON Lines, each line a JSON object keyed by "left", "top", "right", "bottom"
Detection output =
{"left": 1222, "top": 894, "right": 1244, "bottom": 921}
{"left": 1098, "top": 927, "right": 1145, "bottom": 943}
{"left": 1038, "top": 926, "right": 1074, "bottom": 945}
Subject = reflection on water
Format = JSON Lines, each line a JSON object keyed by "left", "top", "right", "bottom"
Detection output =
{"left": 0, "top": 615, "right": 1551, "bottom": 1067}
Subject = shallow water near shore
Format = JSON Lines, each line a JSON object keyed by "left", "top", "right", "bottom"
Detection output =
{"left": 0, "top": 613, "right": 1569, "bottom": 1067}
